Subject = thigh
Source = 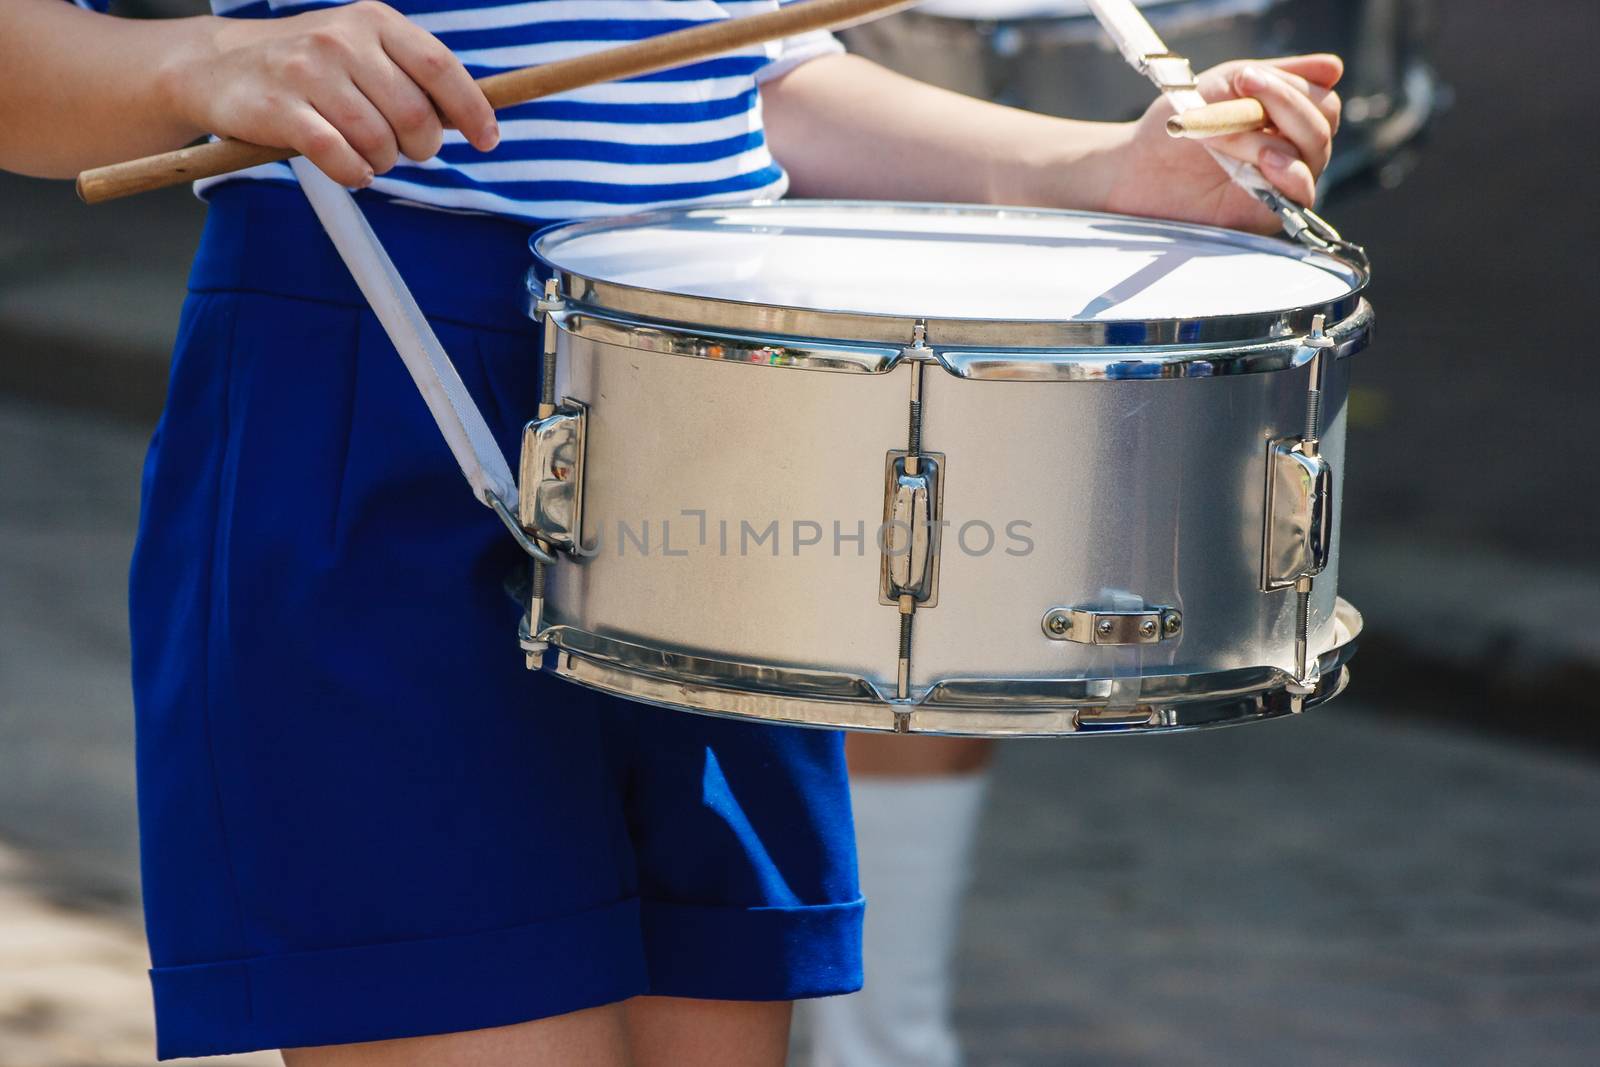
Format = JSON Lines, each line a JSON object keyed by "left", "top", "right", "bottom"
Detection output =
{"left": 283, "top": 1004, "right": 631, "bottom": 1067}
{"left": 846, "top": 733, "right": 995, "bottom": 775}
{"left": 624, "top": 997, "right": 792, "bottom": 1067}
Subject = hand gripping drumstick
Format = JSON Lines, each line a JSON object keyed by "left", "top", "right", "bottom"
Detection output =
{"left": 1085, "top": 0, "right": 1356, "bottom": 256}
{"left": 76, "top": 0, "right": 916, "bottom": 203}
{"left": 1165, "top": 97, "right": 1269, "bottom": 139}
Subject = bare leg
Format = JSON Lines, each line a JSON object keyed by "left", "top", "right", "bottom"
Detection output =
{"left": 845, "top": 734, "right": 993, "bottom": 776}
{"left": 625, "top": 996, "right": 793, "bottom": 1067}
{"left": 280, "top": 1002, "right": 632, "bottom": 1067}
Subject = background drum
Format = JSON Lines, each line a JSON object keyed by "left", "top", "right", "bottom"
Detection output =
{"left": 519, "top": 201, "right": 1373, "bottom": 737}
{"left": 840, "top": 0, "right": 1443, "bottom": 192}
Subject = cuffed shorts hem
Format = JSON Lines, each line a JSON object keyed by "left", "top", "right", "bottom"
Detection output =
{"left": 153, "top": 898, "right": 643, "bottom": 1059}
{"left": 642, "top": 897, "right": 865, "bottom": 1002}
{"left": 151, "top": 895, "right": 865, "bottom": 1059}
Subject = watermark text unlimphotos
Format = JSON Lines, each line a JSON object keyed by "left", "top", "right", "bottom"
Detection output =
{"left": 563, "top": 510, "right": 1034, "bottom": 559}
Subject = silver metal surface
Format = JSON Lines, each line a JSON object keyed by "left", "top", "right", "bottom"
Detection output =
{"left": 1141, "top": 54, "right": 1198, "bottom": 91}
{"left": 522, "top": 202, "right": 1371, "bottom": 736}
{"left": 556, "top": 308, "right": 902, "bottom": 375}
{"left": 537, "top": 318, "right": 907, "bottom": 684}
{"left": 881, "top": 451, "right": 944, "bottom": 605}
{"left": 537, "top": 278, "right": 564, "bottom": 409}
{"left": 538, "top": 599, "right": 1361, "bottom": 737}
{"left": 1254, "top": 189, "right": 1370, "bottom": 270}
{"left": 487, "top": 491, "right": 556, "bottom": 565}
{"left": 554, "top": 297, "right": 1375, "bottom": 382}
{"left": 531, "top": 202, "right": 1369, "bottom": 360}
{"left": 840, "top": 0, "right": 1441, "bottom": 192}
{"left": 1261, "top": 439, "right": 1333, "bottom": 590}
{"left": 908, "top": 348, "right": 1352, "bottom": 688}
{"left": 1042, "top": 604, "right": 1183, "bottom": 644}
{"left": 527, "top": 311, "right": 1357, "bottom": 730}
{"left": 1269, "top": 324, "right": 1335, "bottom": 685}
{"left": 517, "top": 400, "right": 587, "bottom": 552}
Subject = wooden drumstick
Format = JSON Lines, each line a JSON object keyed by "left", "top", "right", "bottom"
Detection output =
{"left": 1165, "top": 97, "right": 1269, "bottom": 139}
{"left": 77, "top": 0, "right": 914, "bottom": 203}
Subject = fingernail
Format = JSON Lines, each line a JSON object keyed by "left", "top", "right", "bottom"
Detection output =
{"left": 480, "top": 121, "right": 500, "bottom": 151}
{"left": 1261, "top": 147, "right": 1292, "bottom": 170}
{"left": 1238, "top": 65, "right": 1268, "bottom": 92}
{"left": 359, "top": 169, "right": 375, "bottom": 188}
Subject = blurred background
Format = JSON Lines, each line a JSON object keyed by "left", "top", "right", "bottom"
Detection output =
{"left": 2, "top": 0, "right": 1597, "bottom": 1064}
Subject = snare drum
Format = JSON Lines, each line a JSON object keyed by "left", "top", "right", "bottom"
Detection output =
{"left": 840, "top": 0, "right": 1441, "bottom": 191}
{"left": 516, "top": 201, "right": 1372, "bottom": 737}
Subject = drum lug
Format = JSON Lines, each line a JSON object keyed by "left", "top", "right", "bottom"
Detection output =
{"left": 516, "top": 278, "right": 576, "bottom": 664}
{"left": 1260, "top": 440, "right": 1333, "bottom": 591}
{"left": 885, "top": 331, "right": 941, "bottom": 700}
{"left": 1262, "top": 317, "right": 1338, "bottom": 691}
{"left": 518, "top": 399, "right": 588, "bottom": 553}
{"left": 517, "top": 395, "right": 587, "bottom": 666}
{"left": 880, "top": 451, "right": 944, "bottom": 606}
{"left": 1263, "top": 316, "right": 1336, "bottom": 591}
{"left": 1041, "top": 605, "right": 1182, "bottom": 645}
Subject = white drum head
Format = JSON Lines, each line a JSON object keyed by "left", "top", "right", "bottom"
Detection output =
{"left": 535, "top": 201, "right": 1362, "bottom": 327}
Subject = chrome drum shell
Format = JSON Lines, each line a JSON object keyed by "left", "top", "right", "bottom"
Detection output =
{"left": 523, "top": 203, "right": 1373, "bottom": 737}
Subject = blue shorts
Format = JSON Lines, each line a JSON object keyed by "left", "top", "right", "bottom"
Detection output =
{"left": 129, "top": 183, "right": 862, "bottom": 1060}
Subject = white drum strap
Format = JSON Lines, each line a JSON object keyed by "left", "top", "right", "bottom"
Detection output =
{"left": 290, "top": 158, "right": 525, "bottom": 522}
{"left": 1085, "top": 0, "right": 1361, "bottom": 259}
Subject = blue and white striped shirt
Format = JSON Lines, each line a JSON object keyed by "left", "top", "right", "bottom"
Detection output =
{"left": 75, "top": 0, "right": 842, "bottom": 221}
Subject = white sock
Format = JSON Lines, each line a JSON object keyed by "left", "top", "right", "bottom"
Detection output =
{"left": 806, "top": 770, "right": 991, "bottom": 1067}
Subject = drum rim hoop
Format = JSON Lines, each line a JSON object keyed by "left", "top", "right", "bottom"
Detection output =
{"left": 551, "top": 297, "right": 1372, "bottom": 380}
{"left": 538, "top": 598, "right": 1363, "bottom": 737}
{"left": 531, "top": 200, "right": 1370, "bottom": 361}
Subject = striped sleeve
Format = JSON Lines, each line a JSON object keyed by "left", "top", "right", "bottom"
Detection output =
{"left": 70, "top": 0, "right": 111, "bottom": 10}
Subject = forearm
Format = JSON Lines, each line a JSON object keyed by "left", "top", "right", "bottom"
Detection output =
{"left": 0, "top": 0, "right": 212, "bottom": 178}
{"left": 759, "top": 53, "right": 1127, "bottom": 208}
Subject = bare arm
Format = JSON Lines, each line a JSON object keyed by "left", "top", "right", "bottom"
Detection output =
{"left": 760, "top": 53, "right": 1122, "bottom": 210}
{"left": 761, "top": 51, "right": 1344, "bottom": 234}
{"left": 0, "top": 0, "right": 496, "bottom": 184}
{"left": 0, "top": 0, "right": 209, "bottom": 176}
